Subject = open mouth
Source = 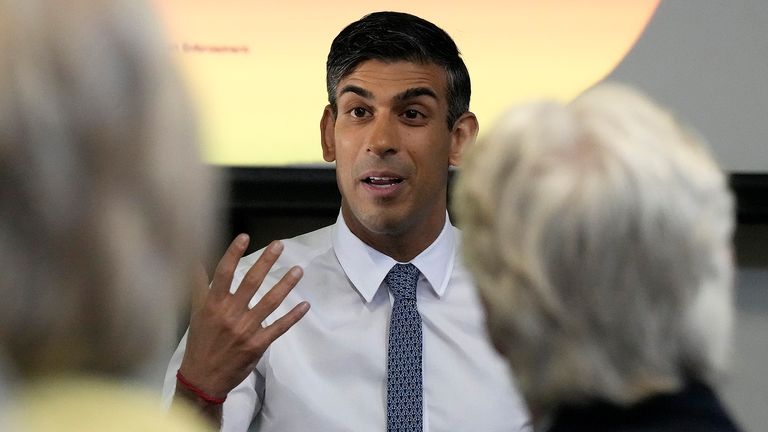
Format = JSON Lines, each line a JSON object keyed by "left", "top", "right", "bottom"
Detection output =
{"left": 363, "top": 176, "right": 404, "bottom": 187}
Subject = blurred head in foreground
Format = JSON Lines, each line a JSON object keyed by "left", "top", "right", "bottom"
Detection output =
{"left": 454, "top": 83, "right": 734, "bottom": 414}
{"left": 0, "top": 0, "right": 217, "bottom": 380}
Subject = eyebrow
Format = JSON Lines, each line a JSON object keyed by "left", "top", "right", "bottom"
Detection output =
{"left": 338, "top": 85, "right": 373, "bottom": 100}
{"left": 395, "top": 87, "right": 438, "bottom": 103}
{"left": 337, "top": 85, "right": 439, "bottom": 103}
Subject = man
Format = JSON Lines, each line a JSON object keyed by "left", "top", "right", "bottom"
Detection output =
{"left": 163, "top": 12, "right": 529, "bottom": 431}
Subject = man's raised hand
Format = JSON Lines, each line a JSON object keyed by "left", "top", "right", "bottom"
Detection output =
{"left": 177, "top": 234, "right": 310, "bottom": 405}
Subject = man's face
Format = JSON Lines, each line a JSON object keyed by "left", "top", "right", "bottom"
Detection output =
{"left": 321, "top": 60, "right": 476, "bottom": 258}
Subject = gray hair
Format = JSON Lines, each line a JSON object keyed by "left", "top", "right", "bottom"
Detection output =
{"left": 454, "top": 83, "right": 734, "bottom": 412}
{"left": 0, "top": 0, "right": 219, "bottom": 378}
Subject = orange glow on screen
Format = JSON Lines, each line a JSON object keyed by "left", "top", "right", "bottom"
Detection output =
{"left": 151, "top": 0, "right": 660, "bottom": 166}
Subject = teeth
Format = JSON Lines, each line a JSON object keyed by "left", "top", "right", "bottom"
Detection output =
{"left": 365, "top": 176, "right": 403, "bottom": 186}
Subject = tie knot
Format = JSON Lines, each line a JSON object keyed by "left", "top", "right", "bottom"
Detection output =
{"left": 385, "top": 263, "right": 420, "bottom": 301}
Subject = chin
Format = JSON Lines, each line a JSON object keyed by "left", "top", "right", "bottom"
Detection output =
{"left": 353, "top": 208, "right": 411, "bottom": 236}
{"left": 364, "top": 214, "right": 407, "bottom": 235}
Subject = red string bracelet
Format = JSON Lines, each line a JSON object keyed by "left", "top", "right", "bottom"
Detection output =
{"left": 176, "top": 370, "right": 227, "bottom": 405}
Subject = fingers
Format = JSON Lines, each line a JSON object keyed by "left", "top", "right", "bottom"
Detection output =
{"left": 210, "top": 234, "right": 250, "bottom": 298}
{"left": 261, "top": 301, "right": 311, "bottom": 343}
{"left": 233, "top": 240, "right": 284, "bottom": 304}
{"left": 248, "top": 266, "right": 303, "bottom": 323}
{"left": 191, "top": 263, "right": 211, "bottom": 313}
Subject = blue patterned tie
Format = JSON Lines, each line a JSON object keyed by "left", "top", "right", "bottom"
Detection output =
{"left": 385, "top": 263, "right": 423, "bottom": 432}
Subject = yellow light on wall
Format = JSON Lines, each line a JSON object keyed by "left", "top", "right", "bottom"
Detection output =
{"left": 152, "top": 0, "right": 659, "bottom": 166}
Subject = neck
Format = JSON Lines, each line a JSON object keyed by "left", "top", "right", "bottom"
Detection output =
{"left": 342, "top": 207, "right": 446, "bottom": 262}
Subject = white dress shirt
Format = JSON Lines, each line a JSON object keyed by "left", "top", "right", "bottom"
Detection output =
{"left": 163, "top": 213, "right": 530, "bottom": 431}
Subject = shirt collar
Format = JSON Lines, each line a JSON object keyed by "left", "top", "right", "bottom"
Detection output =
{"left": 332, "top": 211, "right": 457, "bottom": 303}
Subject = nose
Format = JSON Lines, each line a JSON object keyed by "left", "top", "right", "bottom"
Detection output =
{"left": 366, "top": 114, "right": 399, "bottom": 157}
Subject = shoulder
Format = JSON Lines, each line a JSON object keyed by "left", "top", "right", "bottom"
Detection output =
{"left": 233, "top": 224, "right": 336, "bottom": 287}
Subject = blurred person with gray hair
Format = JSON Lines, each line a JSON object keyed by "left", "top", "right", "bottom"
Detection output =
{"left": 0, "top": 0, "right": 218, "bottom": 429}
{"left": 454, "top": 83, "right": 741, "bottom": 431}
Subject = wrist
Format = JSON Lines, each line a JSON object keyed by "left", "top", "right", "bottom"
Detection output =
{"left": 176, "top": 369, "right": 227, "bottom": 405}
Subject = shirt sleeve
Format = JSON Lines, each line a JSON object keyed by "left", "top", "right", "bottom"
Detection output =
{"left": 222, "top": 371, "right": 263, "bottom": 431}
{"left": 160, "top": 329, "right": 265, "bottom": 432}
{"left": 160, "top": 329, "right": 189, "bottom": 409}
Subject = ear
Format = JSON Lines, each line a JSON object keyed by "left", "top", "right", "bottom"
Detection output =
{"left": 448, "top": 112, "right": 479, "bottom": 167}
{"left": 320, "top": 105, "right": 336, "bottom": 162}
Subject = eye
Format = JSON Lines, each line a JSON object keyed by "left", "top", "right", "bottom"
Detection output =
{"left": 403, "top": 109, "right": 422, "bottom": 120}
{"left": 350, "top": 107, "right": 370, "bottom": 118}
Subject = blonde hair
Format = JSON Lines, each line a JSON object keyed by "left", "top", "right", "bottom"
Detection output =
{"left": 454, "top": 83, "right": 734, "bottom": 411}
{"left": 0, "top": 0, "right": 219, "bottom": 378}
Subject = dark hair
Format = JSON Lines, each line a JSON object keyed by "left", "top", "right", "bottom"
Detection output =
{"left": 326, "top": 11, "right": 471, "bottom": 129}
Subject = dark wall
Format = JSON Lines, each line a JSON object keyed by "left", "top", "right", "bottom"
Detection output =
{"left": 223, "top": 167, "right": 767, "bottom": 253}
{"left": 225, "top": 167, "right": 339, "bottom": 255}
